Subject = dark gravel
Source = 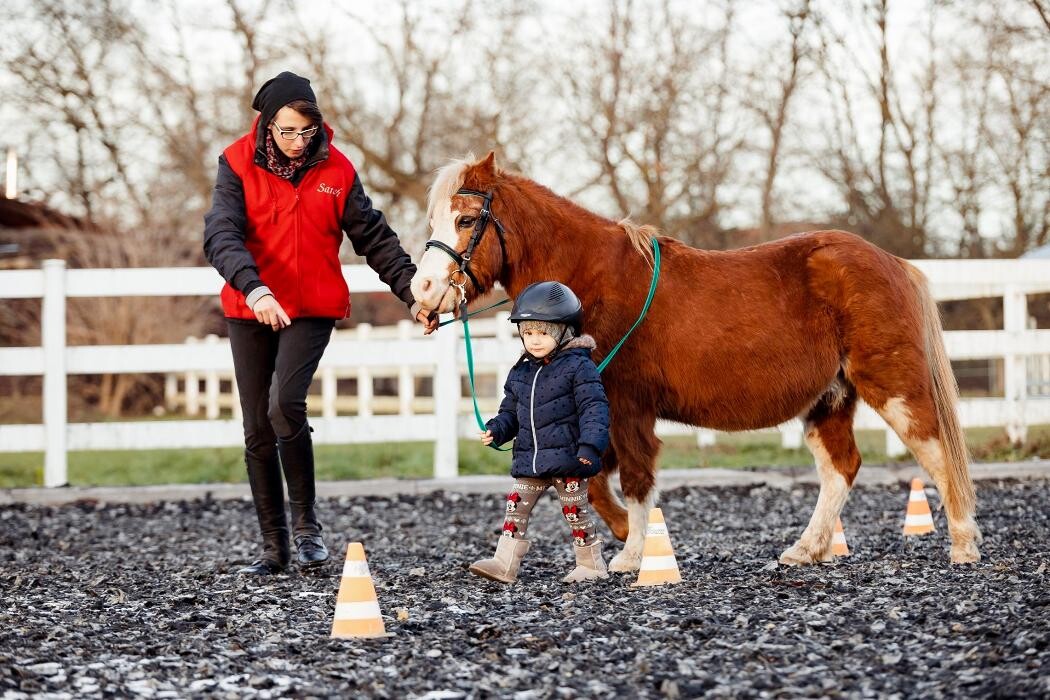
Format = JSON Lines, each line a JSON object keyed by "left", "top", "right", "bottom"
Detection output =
{"left": 1, "top": 478, "right": 1047, "bottom": 699}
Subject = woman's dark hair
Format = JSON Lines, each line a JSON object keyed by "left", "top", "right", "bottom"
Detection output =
{"left": 285, "top": 99, "right": 323, "bottom": 126}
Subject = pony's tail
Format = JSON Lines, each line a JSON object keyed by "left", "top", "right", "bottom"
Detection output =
{"left": 901, "top": 261, "right": 976, "bottom": 521}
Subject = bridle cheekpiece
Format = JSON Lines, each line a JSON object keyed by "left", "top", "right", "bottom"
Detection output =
{"left": 424, "top": 188, "right": 507, "bottom": 303}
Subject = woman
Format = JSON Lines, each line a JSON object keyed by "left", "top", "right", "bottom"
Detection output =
{"left": 204, "top": 71, "right": 436, "bottom": 575}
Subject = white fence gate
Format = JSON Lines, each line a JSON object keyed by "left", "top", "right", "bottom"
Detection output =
{"left": 2, "top": 258, "right": 1050, "bottom": 487}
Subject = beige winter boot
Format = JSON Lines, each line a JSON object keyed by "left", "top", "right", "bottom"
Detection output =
{"left": 563, "top": 540, "right": 609, "bottom": 583}
{"left": 469, "top": 537, "right": 531, "bottom": 583}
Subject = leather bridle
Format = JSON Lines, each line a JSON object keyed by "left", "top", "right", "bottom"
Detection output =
{"left": 423, "top": 188, "right": 507, "bottom": 300}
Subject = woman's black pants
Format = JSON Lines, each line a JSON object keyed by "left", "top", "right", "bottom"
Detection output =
{"left": 227, "top": 317, "right": 335, "bottom": 564}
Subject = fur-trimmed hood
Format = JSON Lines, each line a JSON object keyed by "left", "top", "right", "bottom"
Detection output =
{"left": 563, "top": 334, "right": 597, "bottom": 351}
{"left": 521, "top": 334, "right": 597, "bottom": 362}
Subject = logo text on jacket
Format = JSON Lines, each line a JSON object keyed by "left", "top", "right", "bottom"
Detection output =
{"left": 317, "top": 183, "right": 343, "bottom": 196}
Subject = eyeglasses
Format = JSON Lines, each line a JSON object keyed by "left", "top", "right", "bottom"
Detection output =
{"left": 271, "top": 123, "right": 319, "bottom": 141}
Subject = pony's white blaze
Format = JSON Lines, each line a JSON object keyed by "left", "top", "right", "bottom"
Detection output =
{"left": 411, "top": 158, "right": 472, "bottom": 312}
{"left": 411, "top": 199, "right": 462, "bottom": 313}
{"left": 780, "top": 428, "right": 851, "bottom": 565}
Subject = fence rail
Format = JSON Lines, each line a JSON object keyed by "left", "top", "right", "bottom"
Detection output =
{"left": 2, "top": 258, "right": 1050, "bottom": 487}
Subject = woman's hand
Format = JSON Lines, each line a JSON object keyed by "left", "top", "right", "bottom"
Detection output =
{"left": 480, "top": 430, "right": 494, "bottom": 446}
{"left": 253, "top": 295, "right": 291, "bottom": 331}
{"left": 412, "top": 302, "right": 439, "bottom": 335}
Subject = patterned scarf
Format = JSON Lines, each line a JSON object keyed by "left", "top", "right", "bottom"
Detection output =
{"left": 264, "top": 129, "right": 308, "bottom": 179}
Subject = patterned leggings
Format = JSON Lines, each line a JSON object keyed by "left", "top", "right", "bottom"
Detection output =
{"left": 501, "top": 477, "right": 597, "bottom": 546}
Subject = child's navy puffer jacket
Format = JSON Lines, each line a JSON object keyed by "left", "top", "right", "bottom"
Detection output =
{"left": 486, "top": 335, "right": 610, "bottom": 479}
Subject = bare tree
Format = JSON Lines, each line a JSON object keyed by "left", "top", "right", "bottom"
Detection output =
{"left": 811, "top": 0, "right": 942, "bottom": 257}
{"left": 744, "top": 0, "right": 814, "bottom": 238}
{"left": 562, "top": 0, "right": 745, "bottom": 248}
{"left": 977, "top": 4, "right": 1050, "bottom": 255}
{"left": 294, "top": 0, "right": 545, "bottom": 247}
{"left": 1, "top": 0, "right": 215, "bottom": 416}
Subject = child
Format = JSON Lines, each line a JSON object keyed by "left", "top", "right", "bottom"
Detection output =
{"left": 469, "top": 281, "right": 611, "bottom": 584}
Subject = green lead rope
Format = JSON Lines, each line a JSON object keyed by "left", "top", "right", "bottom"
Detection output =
{"left": 458, "top": 236, "right": 662, "bottom": 451}
{"left": 595, "top": 237, "right": 661, "bottom": 373}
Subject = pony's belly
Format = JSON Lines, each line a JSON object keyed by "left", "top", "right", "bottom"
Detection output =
{"left": 662, "top": 376, "right": 834, "bottom": 432}
{"left": 667, "top": 405, "right": 806, "bottom": 433}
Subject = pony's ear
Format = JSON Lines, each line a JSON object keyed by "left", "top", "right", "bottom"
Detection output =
{"left": 476, "top": 151, "right": 497, "bottom": 178}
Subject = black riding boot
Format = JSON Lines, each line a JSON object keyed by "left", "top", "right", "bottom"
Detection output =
{"left": 239, "top": 448, "right": 291, "bottom": 575}
{"left": 278, "top": 424, "right": 329, "bottom": 568}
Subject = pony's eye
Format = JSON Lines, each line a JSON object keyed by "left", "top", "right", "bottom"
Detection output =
{"left": 458, "top": 216, "right": 477, "bottom": 229}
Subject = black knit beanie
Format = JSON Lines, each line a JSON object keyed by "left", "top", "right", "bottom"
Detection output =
{"left": 252, "top": 71, "right": 317, "bottom": 131}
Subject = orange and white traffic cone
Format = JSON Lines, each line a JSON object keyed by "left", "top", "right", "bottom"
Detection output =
{"left": 631, "top": 508, "right": 682, "bottom": 587}
{"left": 902, "top": 478, "right": 935, "bottom": 536}
{"left": 331, "top": 542, "right": 392, "bottom": 639}
{"left": 831, "top": 517, "right": 850, "bottom": 556}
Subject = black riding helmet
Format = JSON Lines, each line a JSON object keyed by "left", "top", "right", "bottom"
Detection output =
{"left": 510, "top": 281, "right": 583, "bottom": 335}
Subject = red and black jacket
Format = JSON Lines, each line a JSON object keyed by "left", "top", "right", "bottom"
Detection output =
{"left": 203, "top": 117, "right": 416, "bottom": 320}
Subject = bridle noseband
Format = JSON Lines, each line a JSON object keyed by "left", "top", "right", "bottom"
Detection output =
{"left": 424, "top": 188, "right": 507, "bottom": 301}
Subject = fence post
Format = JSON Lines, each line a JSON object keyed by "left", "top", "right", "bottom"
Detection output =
{"left": 357, "top": 324, "right": 373, "bottom": 418}
{"left": 42, "top": 259, "right": 67, "bottom": 487}
{"left": 495, "top": 311, "right": 512, "bottom": 405}
{"left": 696, "top": 429, "right": 716, "bottom": 448}
{"left": 397, "top": 320, "right": 414, "bottom": 416}
{"left": 204, "top": 334, "right": 220, "bottom": 419}
{"left": 164, "top": 374, "right": 178, "bottom": 412}
{"left": 1003, "top": 285, "right": 1028, "bottom": 444}
{"left": 321, "top": 367, "right": 337, "bottom": 419}
{"left": 885, "top": 429, "right": 908, "bottom": 458}
{"left": 184, "top": 336, "right": 200, "bottom": 416}
{"left": 433, "top": 314, "right": 459, "bottom": 478}
{"left": 231, "top": 374, "right": 242, "bottom": 421}
{"left": 779, "top": 419, "right": 804, "bottom": 449}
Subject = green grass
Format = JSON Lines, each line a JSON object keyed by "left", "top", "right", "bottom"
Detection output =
{"left": 2, "top": 425, "right": 1048, "bottom": 489}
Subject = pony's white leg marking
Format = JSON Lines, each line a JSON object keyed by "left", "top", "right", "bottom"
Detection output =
{"left": 877, "top": 397, "right": 981, "bottom": 563}
{"left": 609, "top": 491, "right": 656, "bottom": 572}
{"left": 780, "top": 429, "right": 851, "bottom": 566}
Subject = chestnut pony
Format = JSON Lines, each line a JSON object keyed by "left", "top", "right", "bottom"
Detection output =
{"left": 411, "top": 153, "right": 981, "bottom": 568}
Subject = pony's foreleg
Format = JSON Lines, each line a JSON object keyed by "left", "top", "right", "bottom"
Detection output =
{"left": 606, "top": 416, "right": 661, "bottom": 573}
{"left": 780, "top": 401, "right": 861, "bottom": 566}
{"left": 588, "top": 450, "right": 628, "bottom": 541}
{"left": 609, "top": 489, "right": 658, "bottom": 572}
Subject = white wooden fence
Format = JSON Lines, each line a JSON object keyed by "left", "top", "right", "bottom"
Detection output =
{"left": 2, "top": 258, "right": 1050, "bottom": 487}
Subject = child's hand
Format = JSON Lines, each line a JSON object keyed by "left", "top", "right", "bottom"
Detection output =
{"left": 578, "top": 457, "right": 592, "bottom": 465}
{"left": 480, "top": 430, "right": 494, "bottom": 446}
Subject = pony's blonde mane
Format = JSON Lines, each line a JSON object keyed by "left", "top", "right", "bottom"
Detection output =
{"left": 429, "top": 154, "right": 656, "bottom": 270}
{"left": 618, "top": 218, "right": 658, "bottom": 269}
{"left": 427, "top": 155, "right": 476, "bottom": 222}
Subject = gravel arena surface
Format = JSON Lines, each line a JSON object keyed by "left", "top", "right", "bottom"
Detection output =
{"left": 1, "top": 478, "right": 1048, "bottom": 699}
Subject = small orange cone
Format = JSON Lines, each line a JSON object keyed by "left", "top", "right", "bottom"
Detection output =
{"left": 330, "top": 542, "right": 392, "bottom": 638}
{"left": 831, "top": 517, "right": 850, "bottom": 556}
{"left": 631, "top": 508, "right": 682, "bottom": 587}
{"left": 902, "top": 478, "right": 935, "bottom": 536}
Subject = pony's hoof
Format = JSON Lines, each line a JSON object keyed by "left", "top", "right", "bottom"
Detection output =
{"left": 778, "top": 542, "right": 828, "bottom": 566}
{"left": 609, "top": 550, "right": 641, "bottom": 572}
{"left": 950, "top": 542, "right": 981, "bottom": 564}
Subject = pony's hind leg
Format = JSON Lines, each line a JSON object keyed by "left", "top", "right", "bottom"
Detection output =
{"left": 874, "top": 395, "right": 981, "bottom": 563}
{"left": 588, "top": 448, "right": 629, "bottom": 541}
{"left": 780, "top": 383, "right": 862, "bottom": 566}
{"left": 606, "top": 413, "right": 661, "bottom": 573}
